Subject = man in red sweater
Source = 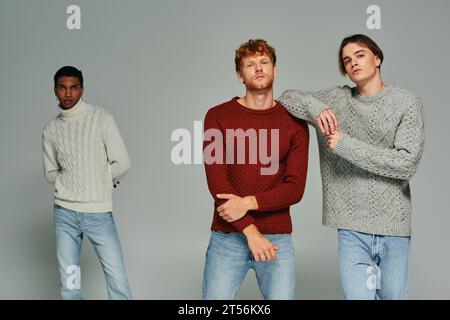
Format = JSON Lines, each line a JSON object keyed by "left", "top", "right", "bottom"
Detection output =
{"left": 202, "top": 39, "right": 309, "bottom": 299}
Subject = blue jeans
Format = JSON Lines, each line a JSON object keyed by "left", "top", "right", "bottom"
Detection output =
{"left": 54, "top": 204, "right": 132, "bottom": 300}
{"left": 202, "top": 231, "right": 295, "bottom": 300}
{"left": 338, "top": 229, "right": 410, "bottom": 300}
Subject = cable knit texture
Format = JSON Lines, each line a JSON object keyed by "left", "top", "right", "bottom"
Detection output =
{"left": 42, "top": 100, "right": 131, "bottom": 213}
{"left": 278, "top": 86, "right": 424, "bottom": 236}
{"left": 204, "top": 97, "right": 309, "bottom": 234}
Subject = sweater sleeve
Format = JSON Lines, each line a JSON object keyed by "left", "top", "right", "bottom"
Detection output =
{"left": 277, "top": 87, "right": 341, "bottom": 125}
{"left": 333, "top": 97, "right": 425, "bottom": 180}
{"left": 203, "top": 109, "right": 256, "bottom": 232}
{"left": 253, "top": 119, "right": 309, "bottom": 211}
{"left": 42, "top": 130, "right": 60, "bottom": 184}
{"left": 103, "top": 114, "right": 131, "bottom": 184}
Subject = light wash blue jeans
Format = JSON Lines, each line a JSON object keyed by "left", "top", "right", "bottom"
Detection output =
{"left": 338, "top": 229, "right": 410, "bottom": 300}
{"left": 54, "top": 204, "right": 132, "bottom": 300}
{"left": 202, "top": 231, "right": 295, "bottom": 300}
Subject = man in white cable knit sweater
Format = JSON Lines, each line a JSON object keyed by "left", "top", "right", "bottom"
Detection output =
{"left": 279, "top": 34, "right": 424, "bottom": 300}
{"left": 42, "top": 66, "right": 132, "bottom": 299}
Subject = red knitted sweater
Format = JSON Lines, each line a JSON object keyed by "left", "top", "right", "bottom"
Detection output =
{"left": 203, "top": 97, "right": 309, "bottom": 234}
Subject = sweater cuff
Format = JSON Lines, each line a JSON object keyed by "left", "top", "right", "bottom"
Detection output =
{"left": 232, "top": 214, "right": 256, "bottom": 233}
{"left": 333, "top": 133, "right": 354, "bottom": 158}
{"left": 254, "top": 193, "right": 270, "bottom": 212}
{"left": 304, "top": 95, "right": 329, "bottom": 119}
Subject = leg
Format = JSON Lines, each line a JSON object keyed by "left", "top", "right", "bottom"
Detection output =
{"left": 253, "top": 234, "right": 295, "bottom": 300}
{"left": 82, "top": 212, "right": 132, "bottom": 300}
{"left": 54, "top": 205, "right": 85, "bottom": 300}
{"left": 202, "top": 231, "right": 251, "bottom": 299}
{"left": 377, "top": 235, "right": 410, "bottom": 300}
{"left": 338, "top": 229, "right": 378, "bottom": 300}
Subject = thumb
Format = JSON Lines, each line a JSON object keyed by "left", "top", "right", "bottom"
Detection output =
{"left": 217, "top": 194, "right": 235, "bottom": 199}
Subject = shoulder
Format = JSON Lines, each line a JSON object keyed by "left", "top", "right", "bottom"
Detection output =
{"left": 389, "top": 87, "right": 423, "bottom": 112}
{"left": 278, "top": 106, "right": 309, "bottom": 131}
{"left": 205, "top": 98, "right": 237, "bottom": 119}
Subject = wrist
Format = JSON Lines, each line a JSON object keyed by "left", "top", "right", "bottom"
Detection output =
{"left": 242, "top": 224, "right": 260, "bottom": 239}
{"left": 244, "top": 196, "right": 258, "bottom": 211}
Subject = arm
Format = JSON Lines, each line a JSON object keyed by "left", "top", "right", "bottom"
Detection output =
{"left": 103, "top": 114, "right": 131, "bottom": 185}
{"left": 278, "top": 86, "right": 341, "bottom": 125}
{"left": 332, "top": 97, "right": 425, "bottom": 180}
{"left": 203, "top": 109, "right": 256, "bottom": 232}
{"left": 42, "top": 131, "right": 60, "bottom": 184}
{"left": 217, "top": 120, "right": 309, "bottom": 220}
{"left": 253, "top": 120, "right": 309, "bottom": 211}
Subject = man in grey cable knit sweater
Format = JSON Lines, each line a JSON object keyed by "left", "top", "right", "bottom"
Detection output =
{"left": 42, "top": 66, "right": 132, "bottom": 299}
{"left": 278, "top": 34, "right": 424, "bottom": 300}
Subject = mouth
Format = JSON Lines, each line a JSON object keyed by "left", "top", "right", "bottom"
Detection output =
{"left": 352, "top": 69, "right": 362, "bottom": 75}
{"left": 63, "top": 99, "right": 73, "bottom": 105}
{"left": 254, "top": 75, "right": 266, "bottom": 80}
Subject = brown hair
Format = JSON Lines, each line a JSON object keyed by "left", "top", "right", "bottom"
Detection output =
{"left": 235, "top": 39, "right": 276, "bottom": 71}
{"left": 338, "top": 34, "right": 384, "bottom": 75}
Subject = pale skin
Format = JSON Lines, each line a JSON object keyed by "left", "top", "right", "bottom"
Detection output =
{"left": 216, "top": 53, "right": 280, "bottom": 262}
{"left": 321, "top": 42, "right": 387, "bottom": 150}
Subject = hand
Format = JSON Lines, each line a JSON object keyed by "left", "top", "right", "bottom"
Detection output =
{"left": 243, "top": 225, "right": 279, "bottom": 262}
{"left": 217, "top": 194, "right": 258, "bottom": 223}
{"left": 317, "top": 108, "right": 339, "bottom": 135}
{"left": 326, "top": 131, "right": 342, "bottom": 150}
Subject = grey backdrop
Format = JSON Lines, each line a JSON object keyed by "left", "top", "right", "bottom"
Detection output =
{"left": 0, "top": 0, "right": 449, "bottom": 299}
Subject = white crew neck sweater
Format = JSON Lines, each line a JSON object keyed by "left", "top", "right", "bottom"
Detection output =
{"left": 42, "top": 99, "right": 131, "bottom": 213}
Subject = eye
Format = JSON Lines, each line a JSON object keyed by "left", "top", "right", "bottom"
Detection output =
{"left": 357, "top": 54, "right": 365, "bottom": 58}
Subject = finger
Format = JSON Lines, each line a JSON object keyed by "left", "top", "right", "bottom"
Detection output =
{"left": 316, "top": 117, "right": 325, "bottom": 134}
{"left": 325, "top": 113, "right": 336, "bottom": 134}
{"left": 268, "top": 247, "right": 276, "bottom": 261}
{"left": 217, "top": 204, "right": 224, "bottom": 212}
{"left": 217, "top": 194, "right": 234, "bottom": 199}
{"left": 329, "top": 110, "right": 339, "bottom": 132}
{"left": 319, "top": 115, "right": 329, "bottom": 135}
{"left": 253, "top": 253, "right": 260, "bottom": 262}
{"left": 322, "top": 115, "right": 333, "bottom": 135}
{"left": 260, "top": 252, "right": 267, "bottom": 262}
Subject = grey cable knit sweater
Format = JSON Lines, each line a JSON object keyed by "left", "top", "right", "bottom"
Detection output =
{"left": 278, "top": 86, "right": 424, "bottom": 236}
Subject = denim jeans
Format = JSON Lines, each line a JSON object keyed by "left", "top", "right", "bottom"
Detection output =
{"left": 338, "top": 229, "right": 410, "bottom": 300}
{"left": 54, "top": 204, "right": 132, "bottom": 300}
{"left": 202, "top": 231, "right": 295, "bottom": 300}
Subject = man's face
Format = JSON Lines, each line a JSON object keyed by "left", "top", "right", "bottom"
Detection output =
{"left": 342, "top": 42, "right": 381, "bottom": 85}
{"left": 237, "top": 53, "right": 277, "bottom": 91}
{"left": 54, "top": 76, "right": 84, "bottom": 109}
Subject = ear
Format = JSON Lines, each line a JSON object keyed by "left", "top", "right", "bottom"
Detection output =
{"left": 374, "top": 55, "right": 381, "bottom": 67}
{"left": 236, "top": 71, "right": 244, "bottom": 83}
{"left": 273, "top": 66, "right": 278, "bottom": 78}
{"left": 80, "top": 86, "right": 84, "bottom": 96}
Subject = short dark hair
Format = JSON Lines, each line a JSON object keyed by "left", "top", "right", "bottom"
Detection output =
{"left": 338, "top": 34, "right": 384, "bottom": 75}
{"left": 53, "top": 66, "right": 83, "bottom": 87}
{"left": 235, "top": 39, "right": 277, "bottom": 72}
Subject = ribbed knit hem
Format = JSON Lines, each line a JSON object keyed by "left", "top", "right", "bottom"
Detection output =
{"left": 54, "top": 199, "right": 113, "bottom": 213}
{"left": 322, "top": 216, "right": 411, "bottom": 237}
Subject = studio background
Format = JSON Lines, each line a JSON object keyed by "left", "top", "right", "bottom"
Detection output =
{"left": 0, "top": 0, "right": 448, "bottom": 299}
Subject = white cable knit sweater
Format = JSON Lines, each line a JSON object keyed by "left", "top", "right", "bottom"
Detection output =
{"left": 42, "top": 99, "right": 131, "bottom": 213}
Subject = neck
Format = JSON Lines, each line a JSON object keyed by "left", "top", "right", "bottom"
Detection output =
{"left": 239, "top": 89, "right": 275, "bottom": 110}
{"left": 356, "top": 71, "right": 386, "bottom": 96}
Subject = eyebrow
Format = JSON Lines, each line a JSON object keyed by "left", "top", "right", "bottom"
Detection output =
{"left": 343, "top": 49, "right": 367, "bottom": 60}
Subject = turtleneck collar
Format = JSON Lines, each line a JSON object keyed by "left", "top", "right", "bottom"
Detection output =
{"left": 58, "top": 99, "right": 88, "bottom": 120}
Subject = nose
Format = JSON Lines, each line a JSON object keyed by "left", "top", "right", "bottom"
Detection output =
{"left": 256, "top": 63, "right": 263, "bottom": 72}
{"left": 65, "top": 88, "right": 72, "bottom": 97}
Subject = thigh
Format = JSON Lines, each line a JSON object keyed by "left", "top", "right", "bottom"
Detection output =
{"left": 378, "top": 235, "right": 410, "bottom": 300}
{"left": 54, "top": 205, "right": 83, "bottom": 295}
{"left": 202, "top": 231, "right": 251, "bottom": 300}
{"left": 82, "top": 213, "right": 126, "bottom": 271}
{"left": 253, "top": 234, "right": 295, "bottom": 300}
{"left": 338, "top": 229, "right": 377, "bottom": 300}
{"left": 54, "top": 205, "right": 83, "bottom": 268}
